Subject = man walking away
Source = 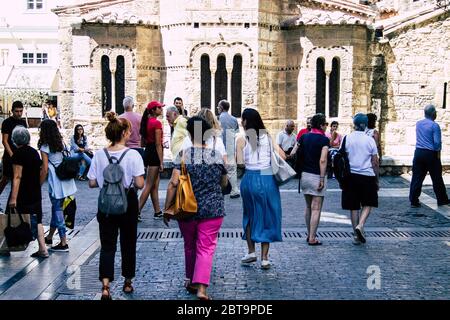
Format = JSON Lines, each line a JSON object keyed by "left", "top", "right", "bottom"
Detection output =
{"left": 0, "top": 101, "right": 27, "bottom": 211}
{"left": 218, "top": 100, "right": 240, "bottom": 199}
{"left": 409, "top": 104, "right": 449, "bottom": 208}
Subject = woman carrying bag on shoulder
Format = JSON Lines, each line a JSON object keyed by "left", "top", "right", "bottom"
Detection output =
{"left": 163, "top": 116, "right": 228, "bottom": 300}
{"left": 87, "top": 112, "right": 145, "bottom": 300}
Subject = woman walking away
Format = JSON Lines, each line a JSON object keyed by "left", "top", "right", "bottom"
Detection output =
{"left": 8, "top": 126, "right": 48, "bottom": 258}
{"left": 39, "top": 119, "right": 77, "bottom": 252}
{"left": 163, "top": 117, "right": 228, "bottom": 300}
{"left": 297, "top": 113, "right": 329, "bottom": 245}
{"left": 70, "top": 124, "right": 93, "bottom": 180}
{"left": 236, "top": 108, "right": 283, "bottom": 269}
{"left": 87, "top": 112, "right": 145, "bottom": 300}
{"left": 139, "top": 101, "right": 164, "bottom": 219}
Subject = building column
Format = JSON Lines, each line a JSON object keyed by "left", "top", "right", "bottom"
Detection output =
{"left": 110, "top": 68, "right": 116, "bottom": 113}
{"left": 325, "top": 70, "right": 331, "bottom": 119}
{"left": 227, "top": 66, "right": 233, "bottom": 109}
{"left": 211, "top": 68, "right": 216, "bottom": 109}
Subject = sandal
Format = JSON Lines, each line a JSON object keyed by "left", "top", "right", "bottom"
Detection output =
{"left": 101, "top": 285, "right": 112, "bottom": 300}
{"left": 197, "top": 293, "right": 212, "bottom": 300}
{"left": 308, "top": 239, "right": 322, "bottom": 246}
{"left": 123, "top": 279, "right": 134, "bottom": 294}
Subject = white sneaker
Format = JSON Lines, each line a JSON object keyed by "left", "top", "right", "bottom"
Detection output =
{"left": 241, "top": 252, "right": 257, "bottom": 264}
{"left": 261, "top": 260, "right": 271, "bottom": 269}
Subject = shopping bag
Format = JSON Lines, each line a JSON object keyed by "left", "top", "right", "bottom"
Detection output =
{"left": 63, "top": 196, "right": 76, "bottom": 229}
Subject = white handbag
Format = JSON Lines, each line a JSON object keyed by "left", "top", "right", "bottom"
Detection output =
{"left": 268, "top": 136, "right": 297, "bottom": 186}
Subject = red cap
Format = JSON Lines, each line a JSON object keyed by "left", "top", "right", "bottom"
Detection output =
{"left": 146, "top": 101, "right": 165, "bottom": 110}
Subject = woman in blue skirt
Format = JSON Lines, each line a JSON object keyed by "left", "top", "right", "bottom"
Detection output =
{"left": 236, "top": 108, "right": 282, "bottom": 269}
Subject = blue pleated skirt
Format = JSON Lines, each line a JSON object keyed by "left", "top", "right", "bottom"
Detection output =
{"left": 240, "top": 170, "right": 282, "bottom": 243}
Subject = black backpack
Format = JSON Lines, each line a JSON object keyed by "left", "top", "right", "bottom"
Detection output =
{"left": 49, "top": 149, "right": 80, "bottom": 180}
{"left": 333, "top": 136, "right": 351, "bottom": 189}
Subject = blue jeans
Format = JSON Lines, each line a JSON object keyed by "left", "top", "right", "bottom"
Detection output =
{"left": 71, "top": 152, "right": 92, "bottom": 176}
{"left": 49, "top": 195, "right": 66, "bottom": 238}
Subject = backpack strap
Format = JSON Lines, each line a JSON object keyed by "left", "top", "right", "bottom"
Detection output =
{"left": 103, "top": 148, "right": 130, "bottom": 164}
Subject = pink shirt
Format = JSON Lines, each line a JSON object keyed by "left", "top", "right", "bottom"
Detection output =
{"left": 119, "top": 111, "right": 142, "bottom": 148}
{"left": 326, "top": 131, "right": 342, "bottom": 148}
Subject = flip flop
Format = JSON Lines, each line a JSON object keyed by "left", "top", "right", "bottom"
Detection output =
{"left": 307, "top": 239, "right": 322, "bottom": 246}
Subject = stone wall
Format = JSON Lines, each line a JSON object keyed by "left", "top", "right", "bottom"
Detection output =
{"left": 382, "top": 14, "right": 450, "bottom": 161}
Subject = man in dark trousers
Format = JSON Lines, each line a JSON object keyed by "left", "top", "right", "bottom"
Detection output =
{"left": 409, "top": 104, "right": 449, "bottom": 208}
{"left": 0, "top": 101, "right": 28, "bottom": 211}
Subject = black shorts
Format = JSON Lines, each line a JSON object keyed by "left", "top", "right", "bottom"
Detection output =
{"left": 1, "top": 156, "right": 13, "bottom": 178}
{"left": 341, "top": 173, "right": 378, "bottom": 210}
{"left": 143, "top": 144, "right": 160, "bottom": 167}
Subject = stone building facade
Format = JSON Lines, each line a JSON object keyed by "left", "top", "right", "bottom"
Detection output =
{"left": 53, "top": 0, "right": 449, "bottom": 170}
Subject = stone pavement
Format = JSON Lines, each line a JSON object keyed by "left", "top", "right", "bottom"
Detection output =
{"left": 0, "top": 176, "right": 449, "bottom": 300}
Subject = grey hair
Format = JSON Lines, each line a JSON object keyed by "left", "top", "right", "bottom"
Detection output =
{"left": 424, "top": 104, "right": 436, "bottom": 119}
{"left": 286, "top": 119, "right": 295, "bottom": 126}
{"left": 11, "top": 126, "right": 30, "bottom": 146}
{"left": 166, "top": 105, "right": 179, "bottom": 115}
{"left": 123, "top": 96, "right": 134, "bottom": 110}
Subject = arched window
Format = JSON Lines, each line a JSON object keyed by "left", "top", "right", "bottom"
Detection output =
{"left": 316, "top": 58, "right": 326, "bottom": 114}
{"left": 101, "top": 55, "right": 111, "bottom": 116}
{"left": 329, "top": 57, "right": 340, "bottom": 117}
{"left": 115, "top": 55, "right": 125, "bottom": 115}
{"left": 215, "top": 55, "right": 227, "bottom": 111}
{"left": 231, "top": 55, "right": 242, "bottom": 118}
{"left": 201, "top": 54, "right": 211, "bottom": 108}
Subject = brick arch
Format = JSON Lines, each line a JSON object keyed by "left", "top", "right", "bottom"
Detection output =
{"left": 90, "top": 44, "right": 136, "bottom": 72}
{"left": 189, "top": 42, "right": 254, "bottom": 69}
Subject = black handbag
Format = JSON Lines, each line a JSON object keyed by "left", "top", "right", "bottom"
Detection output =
{"left": 49, "top": 149, "right": 80, "bottom": 180}
{"left": 4, "top": 208, "right": 33, "bottom": 250}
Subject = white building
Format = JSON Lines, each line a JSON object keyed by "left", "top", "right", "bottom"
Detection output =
{"left": 0, "top": 0, "right": 74, "bottom": 124}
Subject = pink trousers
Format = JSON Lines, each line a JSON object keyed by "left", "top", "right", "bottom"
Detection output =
{"left": 178, "top": 217, "right": 223, "bottom": 286}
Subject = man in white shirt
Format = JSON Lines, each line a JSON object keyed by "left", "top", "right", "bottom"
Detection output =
{"left": 341, "top": 113, "right": 379, "bottom": 245}
{"left": 276, "top": 120, "right": 296, "bottom": 167}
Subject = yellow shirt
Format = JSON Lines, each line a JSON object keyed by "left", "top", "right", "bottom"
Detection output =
{"left": 170, "top": 116, "right": 189, "bottom": 158}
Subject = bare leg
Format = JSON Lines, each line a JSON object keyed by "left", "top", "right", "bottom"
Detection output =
{"left": 197, "top": 284, "right": 209, "bottom": 299}
{"left": 309, "top": 196, "right": 324, "bottom": 242}
{"left": 150, "top": 171, "right": 161, "bottom": 213}
{"left": 37, "top": 224, "right": 48, "bottom": 254}
{"left": 245, "top": 224, "right": 255, "bottom": 254}
{"left": 46, "top": 227, "right": 56, "bottom": 241}
{"left": 60, "top": 235, "right": 67, "bottom": 246}
{"left": 350, "top": 210, "right": 360, "bottom": 231}
{"left": 261, "top": 242, "right": 269, "bottom": 261}
{"left": 304, "top": 195, "right": 312, "bottom": 237}
{"left": 357, "top": 206, "right": 372, "bottom": 228}
{"left": 139, "top": 166, "right": 159, "bottom": 212}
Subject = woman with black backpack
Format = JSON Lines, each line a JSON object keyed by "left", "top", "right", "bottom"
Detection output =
{"left": 87, "top": 112, "right": 145, "bottom": 300}
{"left": 38, "top": 119, "right": 77, "bottom": 252}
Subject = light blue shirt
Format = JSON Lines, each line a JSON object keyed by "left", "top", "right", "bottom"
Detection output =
{"left": 219, "top": 111, "right": 239, "bottom": 157}
{"left": 416, "top": 118, "right": 441, "bottom": 151}
{"left": 40, "top": 144, "right": 77, "bottom": 199}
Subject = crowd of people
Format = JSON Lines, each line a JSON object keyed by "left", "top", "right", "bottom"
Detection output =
{"left": 0, "top": 97, "right": 448, "bottom": 300}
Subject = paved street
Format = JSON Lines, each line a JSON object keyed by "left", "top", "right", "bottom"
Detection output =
{"left": 0, "top": 175, "right": 449, "bottom": 300}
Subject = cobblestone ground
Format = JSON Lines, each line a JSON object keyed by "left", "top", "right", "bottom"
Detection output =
{"left": 0, "top": 176, "right": 449, "bottom": 300}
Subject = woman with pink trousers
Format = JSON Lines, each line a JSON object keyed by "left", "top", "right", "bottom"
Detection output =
{"left": 164, "top": 116, "right": 228, "bottom": 300}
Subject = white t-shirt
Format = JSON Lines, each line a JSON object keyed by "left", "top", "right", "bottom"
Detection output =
{"left": 87, "top": 148, "right": 145, "bottom": 188}
{"left": 276, "top": 130, "right": 296, "bottom": 152}
{"left": 343, "top": 131, "right": 378, "bottom": 176}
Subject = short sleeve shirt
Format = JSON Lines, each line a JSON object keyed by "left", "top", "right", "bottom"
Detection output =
{"left": 1, "top": 117, "right": 28, "bottom": 159}
{"left": 146, "top": 117, "right": 163, "bottom": 144}
{"left": 175, "top": 147, "right": 227, "bottom": 220}
{"left": 87, "top": 148, "right": 145, "bottom": 188}
{"left": 11, "top": 145, "right": 42, "bottom": 207}
{"left": 298, "top": 133, "right": 330, "bottom": 175}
